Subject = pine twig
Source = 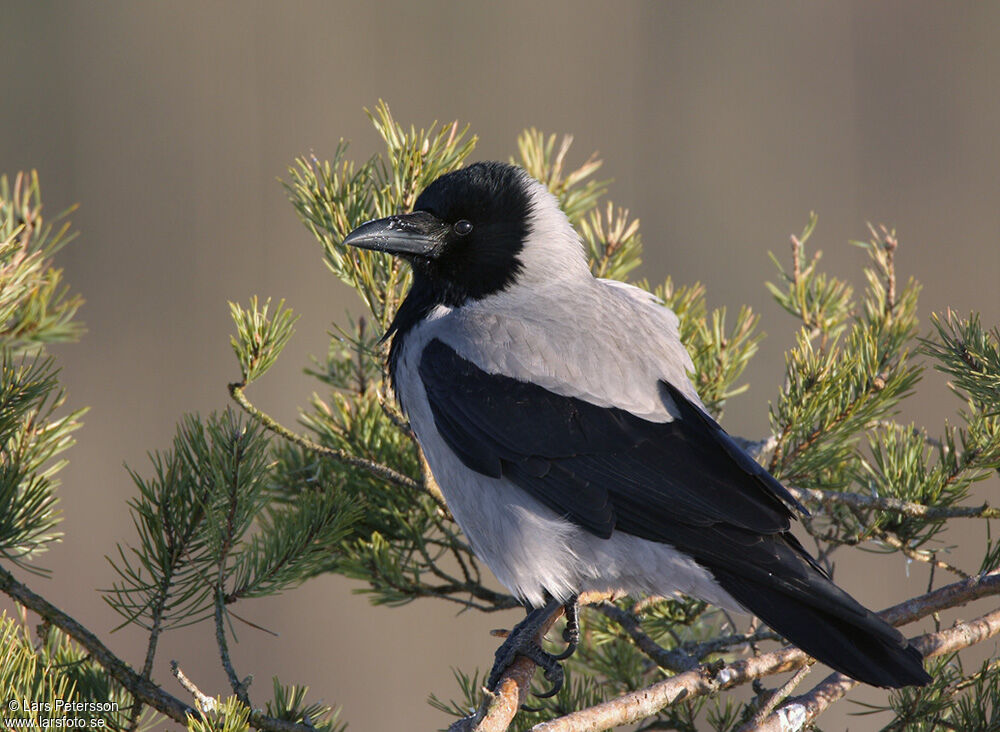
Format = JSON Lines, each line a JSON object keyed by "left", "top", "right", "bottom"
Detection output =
{"left": 593, "top": 601, "right": 699, "bottom": 672}
{"left": 738, "top": 663, "right": 814, "bottom": 732}
{"left": 228, "top": 381, "right": 445, "bottom": 509}
{"left": 377, "top": 386, "right": 413, "bottom": 436}
{"left": 125, "top": 596, "right": 168, "bottom": 732}
{"left": 419, "top": 450, "right": 450, "bottom": 515}
{"left": 212, "top": 456, "right": 251, "bottom": 707}
{"left": 785, "top": 484, "right": 1000, "bottom": 521}
{"left": 215, "top": 583, "right": 250, "bottom": 705}
{"left": 532, "top": 644, "right": 803, "bottom": 732}
{"left": 682, "top": 628, "right": 782, "bottom": 660}
{"left": 171, "top": 661, "right": 218, "bottom": 713}
{"left": 872, "top": 529, "right": 970, "bottom": 579}
{"left": 733, "top": 438, "right": 994, "bottom": 523}
{"left": 747, "top": 606, "right": 1000, "bottom": 732}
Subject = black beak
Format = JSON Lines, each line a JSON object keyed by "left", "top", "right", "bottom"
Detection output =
{"left": 342, "top": 211, "right": 449, "bottom": 258}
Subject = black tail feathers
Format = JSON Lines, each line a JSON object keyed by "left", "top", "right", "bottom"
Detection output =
{"left": 713, "top": 565, "right": 931, "bottom": 688}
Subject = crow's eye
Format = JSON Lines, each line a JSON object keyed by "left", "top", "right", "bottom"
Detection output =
{"left": 454, "top": 220, "right": 473, "bottom": 236}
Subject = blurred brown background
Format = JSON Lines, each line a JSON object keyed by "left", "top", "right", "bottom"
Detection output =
{"left": 2, "top": 2, "right": 999, "bottom": 730}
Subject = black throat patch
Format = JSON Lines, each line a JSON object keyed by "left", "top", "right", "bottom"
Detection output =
{"left": 385, "top": 161, "right": 533, "bottom": 396}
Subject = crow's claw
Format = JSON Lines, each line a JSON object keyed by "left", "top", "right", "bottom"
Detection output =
{"left": 532, "top": 658, "right": 565, "bottom": 699}
{"left": 486, "top": 596, "right": 579, "bottom": 699}
{"left": 551, "top": 639, "right": 577, "bottom": 661}
{"left": 552, "top": 601, "right": 580, "bottom": 660}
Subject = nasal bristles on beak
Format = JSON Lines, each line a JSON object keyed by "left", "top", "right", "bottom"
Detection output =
{"left": 343, "top": 211, "right": 449, "bottom": 258}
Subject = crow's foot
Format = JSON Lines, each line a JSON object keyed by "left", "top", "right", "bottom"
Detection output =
{"left": 487, "top": 596, "right": 579, "bottom": 699}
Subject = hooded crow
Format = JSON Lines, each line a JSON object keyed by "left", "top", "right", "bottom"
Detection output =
{"left": 342, "top": 161, "right": 931, "bottom": 694}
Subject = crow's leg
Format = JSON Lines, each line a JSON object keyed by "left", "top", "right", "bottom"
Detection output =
{"left": 487, "top": 595, "right": 580, "bottom": 699}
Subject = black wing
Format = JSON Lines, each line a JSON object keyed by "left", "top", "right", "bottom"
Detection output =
{"left": 419, "top": 337, "right": 804, "bottom": 542}
{"left": 418, "top": 338, "right": 930, "bottom": 688}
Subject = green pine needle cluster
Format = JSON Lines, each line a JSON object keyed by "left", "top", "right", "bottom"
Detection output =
{"left": 514, "top": 130, "right": 641, "bottom": 283}
{"left": 106, "top": 411, "right": 359, "bottom": 627}
{"left": 855, "top": 655, "right": 1000, "bottom": 731}
{"left": 766, "top": 223, "right": 922, "bottom": 487}
{"left": 264, "top": 678, "right": 347, "bottom": 732}
{"left": 0, "top": 353, "right": 84, "bottom": 569}
{"left": 0, "top": 172, "right": 86, "bottom": 571}
{"left": 103, "top": 410, "right": 358, "bottom": 728}
{"left": 0, "top": 613, "right": 72, "bottom": 714}
{"left": 656, "top": 278, "right": 762, "bottom": 417}
{"left": 1, "top": 612, "right": 141, "bottom": 729}
{"left": 924, "top": 311, "right": 1000, "bottom": 411}
{"left": 0, "top": 172, "right": 136, "bottom": 731}
{"left": 0, "top": 171, "right": 84, "bottom": 353}
{"left": 181, "top": 679, "right": 346, "bottom": 732}
{"left": 230, "top": 297, "right": 299, "bottom": 385}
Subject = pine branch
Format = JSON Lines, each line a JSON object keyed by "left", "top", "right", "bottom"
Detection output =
{"left": 785, "top": 484, "right": 1000, "bottom": 521}
{"left": 872, "top": 528, "right": 970, "bottom": 579}
{"left": 746, "top": 607, "right": 1000, "bottom": 732}
{"left": 225, "top": 491, "right": 359, "bottom": 602}
{"left": 513, "top": 130, "right": 606, "bottom": 227}
{"left": 448, "top": 606, "right": 566, "bottom": 732}
{"left": 592, "top": 601, "right": 700, "bottom": 673}
{"left": 922, "top": 310, "right": 1000, "bottom": 411}
{"left": 657, "top": 279, "right": 763, "bottom": 417}
{"left": 215, "top": 584, "right": 250, "bottom": 705}
{"left": 171, "top": 661, "right": 219, "bottom": 714}
{"left": 0, "top": 563, "right": 321, "bottom": 732}
{"left": 738, "top": 664, "right": 815, "bottom": 731}
{"left": 126, "top": 587, "right": 168, "bottom": 732}
{"left": 104, "top": 436, "right": 217, "bottom": 632}
{"left": 591, "top": 600, "right": 784, "bottom": 686}
{"left": 0, "top": 352, "right": 85, "bottom": 569}
{"left": 765, "top": 222, "right": 921, "bottom": 485}
{"left": 578, "top": 202, "right": 642, "bottom": 281}
{"left": 228, "top": 381, "right": 437, "bottom": 506}
{"left": 449, "top": 592, "right": 615, "bottom": 732}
